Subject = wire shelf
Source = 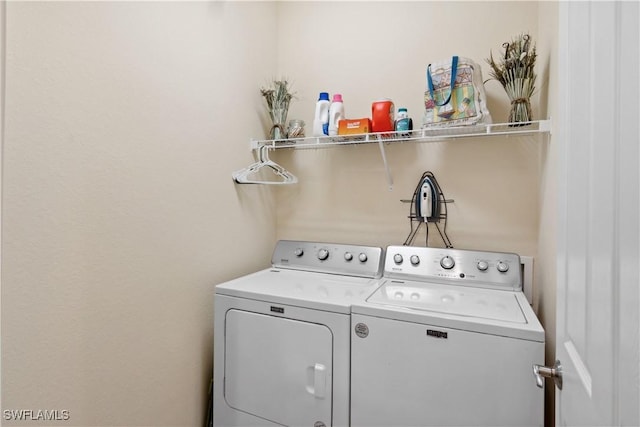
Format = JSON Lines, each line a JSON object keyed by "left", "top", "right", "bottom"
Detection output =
{"left": 236, "top": 119, "right": 551, "bottom": 187}
{"left": 250, "top": 119, "right": 551, "bottom": 150}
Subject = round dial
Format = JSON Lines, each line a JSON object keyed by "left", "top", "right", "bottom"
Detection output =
{"left": 344, "top": 252, "right": 353, "bottom": 261}
{"left": 497, "top": 261, "right": 509, "bottom": 273}
{"left": 440, "top": 256, "right": 455, "bottom": 270}
{"left": 477, "top": 261, "right": 489, "bottom": 271}
{"left": 317, "top": 249, "right": 329, "bottom": 261}
{"left": 393, "top": 254, "right": 404, "bottom": 265}
{"left": 410, "top": 255, "right": 420, "bottom": 266}
{"left": 294, "top": 248, "right": 304, "bottom": 257}
{"left": 358, "top": 253, "right": 368, "bottom": 262}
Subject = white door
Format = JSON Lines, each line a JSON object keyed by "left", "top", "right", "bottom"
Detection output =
{"left": 556, "top": 1, "right": 639, "bottom": 425}
{"left": 224, "top": 309, "right": 333, "bottom": 427}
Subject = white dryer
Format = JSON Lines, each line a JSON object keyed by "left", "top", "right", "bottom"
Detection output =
{"left": 351, "top": 245, "right": 545, "bottom": 427}
{"left": 214, "top": 240, "right": 384, "bottom": 427}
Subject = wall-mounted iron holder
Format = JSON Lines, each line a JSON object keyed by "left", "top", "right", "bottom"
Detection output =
{"left": 401, "top": 171, "right": 454, "bottom": 248}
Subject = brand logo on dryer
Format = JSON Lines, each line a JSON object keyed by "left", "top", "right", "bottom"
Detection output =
{"left": 427, "top": 329, "right": 448, "bottom": 339}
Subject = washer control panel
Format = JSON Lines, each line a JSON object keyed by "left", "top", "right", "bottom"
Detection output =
{"left": 272, "top": 240, "right": 384, "bottom": 278}
{"left": 385, "top": 245, "right": 522, "bottom": 290}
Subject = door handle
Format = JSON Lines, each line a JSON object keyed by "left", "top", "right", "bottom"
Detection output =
{"left": 306, "top": 363, "right": 326, "bottom": 399}
{"left": 533, "top": 359, "right": 563, "bottom": 390}
{"left": 313, "top": 363, "right": 326, "bottom": 399}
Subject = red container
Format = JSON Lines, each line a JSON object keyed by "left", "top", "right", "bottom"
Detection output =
{"left": 371, "top": 99, "right": 395, "bottom": 132}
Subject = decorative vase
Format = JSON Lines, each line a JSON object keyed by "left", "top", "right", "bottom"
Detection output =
{"left": 509, "top": 95, "right": 533, "bottom": 125}
{"left": 486, "top": 34, "right": 537, "bottom": 127}
{"left": 269, "top": 106, "right": 289, "bottom": 140}
{"left": 261, "top": 79, "right": 294, "bottom": 141}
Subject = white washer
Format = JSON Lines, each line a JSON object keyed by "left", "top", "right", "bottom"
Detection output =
{"left": 214, "top": 240, "right": 384, "bottom": 427}
{"left": 351, "top": 245, "right": 545, "bottom": 427}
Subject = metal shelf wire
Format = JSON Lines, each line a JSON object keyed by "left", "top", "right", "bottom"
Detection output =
{"left": 236, "top": 119, "right": 551, "bottom": 187}
{"left": 249, "top": 119, "right": 551, "bottom": 150}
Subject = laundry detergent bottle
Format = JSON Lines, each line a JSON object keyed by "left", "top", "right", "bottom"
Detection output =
{"left": 395, "top": 107, "right": 413, "bottom": 136}
{"left": 313, "top": 92, "right": 331, "bottom": 137}
{"left": 328, "top": 94, "right": 345, "bottom": 136}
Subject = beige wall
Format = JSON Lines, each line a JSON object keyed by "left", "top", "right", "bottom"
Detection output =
{"left": 275, "top": 1, "right": 543, "bottom": 256}
{"left": 2, "top": 2, "right": 278, "bottom": 426}
{"left": 1, "top": 2, "right": 558, "bottom": 427}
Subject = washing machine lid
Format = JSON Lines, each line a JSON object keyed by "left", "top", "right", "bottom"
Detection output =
{"left": 368, "top": 280, "right": 526, "bottom": 322}
{"left": 216, "top": 268, "right": 383, "bottom": 314}
{"left": 353, "top": 279, "right": 544, "bottom": 341}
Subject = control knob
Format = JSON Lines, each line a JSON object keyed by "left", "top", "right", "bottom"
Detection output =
{"left": 497, "top": 261, "right": 509, "bottom": 273}
{"left": 344, "top": 252, "right": 353, "bottom": 261}
{"left": 410, "top": 255, "right": 420, "bottom": 266}
{"left": 393, "top": 254, "right": 404, "bottom": 265}
{"left": 359, "top": 253, "right": 368, "bottom": 262}
{"left": 294, "top": 248, "right": 304, "bottom": 257}
{"left": 440, "top": 256, "right": 455, "bottom": 270}
{"left": 477, "top": 261, "right": 489, "bottom": 271}
{"left": 317, "top": 249, "right": 329, "bottom": 261}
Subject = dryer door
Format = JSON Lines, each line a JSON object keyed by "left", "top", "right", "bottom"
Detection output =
{"left": 224, "top": 309, "right": 333, "bottom": 426}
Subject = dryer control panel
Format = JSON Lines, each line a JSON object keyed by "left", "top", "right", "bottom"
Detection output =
{"left": 272, "top": 240, "right": 384, "bottom": 278}
{"left": 385, "top": 246, "right": 522, "bottom": 291}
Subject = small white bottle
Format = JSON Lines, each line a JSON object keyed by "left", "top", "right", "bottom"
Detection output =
{"left": 313, "top": 92, "right": 331, "bottom": 137}
{"left": 328, "top": 93, "right": 345, "bottom": 136}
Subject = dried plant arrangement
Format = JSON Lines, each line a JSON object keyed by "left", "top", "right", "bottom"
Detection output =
{"left": 486, "top": 34, "right": 537, "bottom": 124}
{"left": 260, "top": 78, "right": 295, "bottom": 140}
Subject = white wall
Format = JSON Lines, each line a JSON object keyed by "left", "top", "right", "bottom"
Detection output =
{"left": 2, "top": 2, "right": 278, "bottom": 426}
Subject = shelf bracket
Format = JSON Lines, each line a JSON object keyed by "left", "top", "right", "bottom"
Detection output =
{"left": 376, "top": 135, "right": 393, "bottom": 191}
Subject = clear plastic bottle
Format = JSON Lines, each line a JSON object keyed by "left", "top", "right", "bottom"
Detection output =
{"left": 328, "top": 94, "right": 345, "bottom": 136}
{"left": 313, "top": 92, "right": 331, "bottom": 137}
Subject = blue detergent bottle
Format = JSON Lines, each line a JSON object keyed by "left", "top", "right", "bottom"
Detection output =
{"left": 313, "top": 92, "right": 331, "bottom": 136}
